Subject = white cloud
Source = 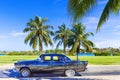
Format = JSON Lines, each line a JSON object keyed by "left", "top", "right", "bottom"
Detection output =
{"left": 0, "top": 31, "right": 27, "bottom": 39}
{"left": 110, "top": 25, "right": 120, "bottom": 35}
{"left": 114, "top": 32, "right": 120, "bottom": 35}
{"left": 11, "top": 32, "right": 27, "bottom": 37}
{"left": 82, "top": 17, "right": 99, "bottom": 30}
{"left": 84, "top": 17, "right": 98, "bottom": 25}
{"left": 95, "top": 40, "right": 120, "bottom": 48}
{"left": 115, "top": 25, "right": 120, "bottom": 29}
{"left": 113, "top": 31, "right": 120, "bottom": 35}
{"left": 0, "top": 35, "right": 9, "bottom": 39}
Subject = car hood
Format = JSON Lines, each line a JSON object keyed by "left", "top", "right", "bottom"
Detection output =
{"left": 15, "top": 60, "right": 38, "bottom": 64}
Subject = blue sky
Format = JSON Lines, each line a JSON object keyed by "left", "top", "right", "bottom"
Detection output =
{"left": 0, "top": 0, "right": 120, "bottom": 51}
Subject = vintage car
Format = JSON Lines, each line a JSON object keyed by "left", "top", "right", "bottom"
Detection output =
{"left": 14, "top": 53, "right": 88, "bottom": 77}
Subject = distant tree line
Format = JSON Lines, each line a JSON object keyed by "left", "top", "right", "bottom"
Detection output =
{"left": 0, "top": 47, "right": 120, "bottom": 56}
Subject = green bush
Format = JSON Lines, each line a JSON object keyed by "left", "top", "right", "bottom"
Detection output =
{"left": 7, "top": 51, "right": 44, "bottom": 55}
{"left": 94, "top": 51, "right": 111, "bottom": 56}
{"left": 94, "top": 51, "right": 120, "bottom": 56}
{"left": 113, "top": 52, "right": 120, "bottom": 56}
{"left": 8, "top": 52, "right": 23, "bottom": 55}
{"left": 6, "top": 50, "right": 120, "bottom": 56}
{"left": 45, "top": 49, "right": 64, "bottom": 54}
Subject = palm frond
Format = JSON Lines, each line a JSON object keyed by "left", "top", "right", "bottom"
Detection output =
{"left": 67, "top": 37, "right": 74, "bottom": 47}
{"left": 56, "top": 41, "right": 62, "bottom": 49}
{"left": 53, "top": 35, "right": 60, "bottom": 42}
{"left": 27, "top": 20, "right": 38, "bottom": 29}
{"left": 24, "top": 16, "right": 53, "bottom": 51}
{"left": 42, "top": 25, "right": 54, "bottom": 30}
{"left": 68, "top": 22, "right": 94, "bottom": 55}
{"left": 87, "top": 40, "right": 95, "bottom": 47}
{"left": 97, "top": 0, "right": 120, "bottom": 31}
{"left": 29, "top": 35, "right": 37, "bottom": 49}
{"left": 24, "top": 31, "right": 35, "bottom": 44}
{"left": 29, "top": 36, "right": 36, "bottom": 49}
{"left": 42, "top": 35, "right": 49, "bottom": 46}
{"left": 32, "top": 36, "right": 38, "bottom": 49}
{"left": 83, "top": 32, "right": 94, "bottom": 39}
{"left": 68, "top": 0, "right": 96, "bottom": 22}
{"left": 69, "top": 41, "right": 79, "bottom": 55}
{"left": 23, "top": 27, "right": 32, "bottom": 32}
{"left": 41, "top": 18, "right": 48, "bottom": 24}
{"left": 82, "top": 41, "right": 92, "bottom": 52}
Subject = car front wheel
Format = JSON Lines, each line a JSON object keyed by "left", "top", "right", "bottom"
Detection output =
{"left": 65, "top": 69, "right": 76, "bottom": 77}
{"left": 20, "top": 68, "right": 31, "bottom": 77}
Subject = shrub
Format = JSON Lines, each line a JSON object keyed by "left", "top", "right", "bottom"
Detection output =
{"left": 94, "top": 51, "right": 111, "bottom": 56}
{"left": 94, "top": 51, "right": 120, "bottom": 56}
{"left": 113, "top": 52, "right": 120, "bottom": 56}
{"left": 7, "top": 51, "right": 44, "bottom": 55}
{"left": 45, "top": 49, "right": 64, "bottom": 54}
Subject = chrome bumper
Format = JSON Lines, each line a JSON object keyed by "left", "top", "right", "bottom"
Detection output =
{"left": 13, "top": 67, "right": 19, "bottom": 72}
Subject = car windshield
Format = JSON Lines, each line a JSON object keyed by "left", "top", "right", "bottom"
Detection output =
{"left": 64, "top": 56, "right": 71, "bottom": 62}
{"left": 36, "top": 57, "right": 41, "bottom": 60}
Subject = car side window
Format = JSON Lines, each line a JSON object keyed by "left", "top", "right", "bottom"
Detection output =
{"left": 43, "top": 56, "right": 51, "bottom": 61}
{"left": 53, "top": 56, "right": 59, "bottom": 61}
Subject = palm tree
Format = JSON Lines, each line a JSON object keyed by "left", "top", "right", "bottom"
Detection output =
{"left": 68, "top": 23, "right": 94, "bottom": 58}
{"left": 68, "top": 0, "right": 120, "bottom": 31}
{"left": 53, "top": 24, "right": 72, "bottom": 53}
{"left": 23, "top": 16, "right": 54, "bottom": 52}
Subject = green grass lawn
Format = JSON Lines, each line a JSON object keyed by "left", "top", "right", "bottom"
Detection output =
{"left": 69, "top": 56, "right": 120, "bottom": 65}
{"left": 0, "top": 55, "right": 120, "bottom": 65}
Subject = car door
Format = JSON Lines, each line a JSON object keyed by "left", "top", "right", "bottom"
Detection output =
{"left": 51, "top": 56, "right": 65, "bottom": 71}
{"left": 36, "top": 55, "right": 52, "bottom": 71}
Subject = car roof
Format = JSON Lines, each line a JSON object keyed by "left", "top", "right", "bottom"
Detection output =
{"left": 40, "top": 53, "right": 65, "bottom": 57}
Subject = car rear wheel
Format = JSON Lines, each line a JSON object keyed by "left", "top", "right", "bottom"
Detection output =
{"left": 65, "top": 69, "right": 76, "bottom": 77}
{"left": 20, "top": 68, "right": 31, "bottom": 77}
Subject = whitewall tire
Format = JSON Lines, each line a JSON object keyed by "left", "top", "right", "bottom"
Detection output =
{"left": 20, "top": 68, "right": 31, "bottom": 77}
{"left": 65, "top": 69, "right": 76, "bottom": 77}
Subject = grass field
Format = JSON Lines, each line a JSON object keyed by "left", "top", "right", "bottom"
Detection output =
{"left": 0, "top": 55, "right": 120, "bottom": 65}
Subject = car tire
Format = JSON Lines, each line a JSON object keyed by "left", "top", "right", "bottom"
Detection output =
{"left": 20, "top": 68, "right": 31, "bottom": 77}
{"left": 64, "top": 69, "right": 76, "bottom": 77}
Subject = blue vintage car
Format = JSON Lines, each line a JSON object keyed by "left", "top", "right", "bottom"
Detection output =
{"left": 14, "top": 53, "right": 88, "bottom": 77}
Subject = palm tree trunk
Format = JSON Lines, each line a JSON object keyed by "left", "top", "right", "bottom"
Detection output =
{"left": 76, "top": 42, "right": 80, "bottom": 61}
{"left": 39, "top": 43, "right": 42, "bottom": 51}
{"left": 63, "top": 42, "right": 66, "bottom": 54}
{"left": 69, "top": 41, "right": 79, "bottom": 55}
{"left": 39, "top": 37, "right": 42, "bottom": 52}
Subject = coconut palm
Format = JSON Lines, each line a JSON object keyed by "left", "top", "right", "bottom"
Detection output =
{"left": 53, "top": 24, "right": 72, "bottom": 53}
{"left": 68, "top": 0, "right": 120, "bottom": 31}
{"left": 23, "top": 16, "right": 54, "bottom": 52}
{"left": 68, "top": 23, "right": 94, "bottom": 57}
